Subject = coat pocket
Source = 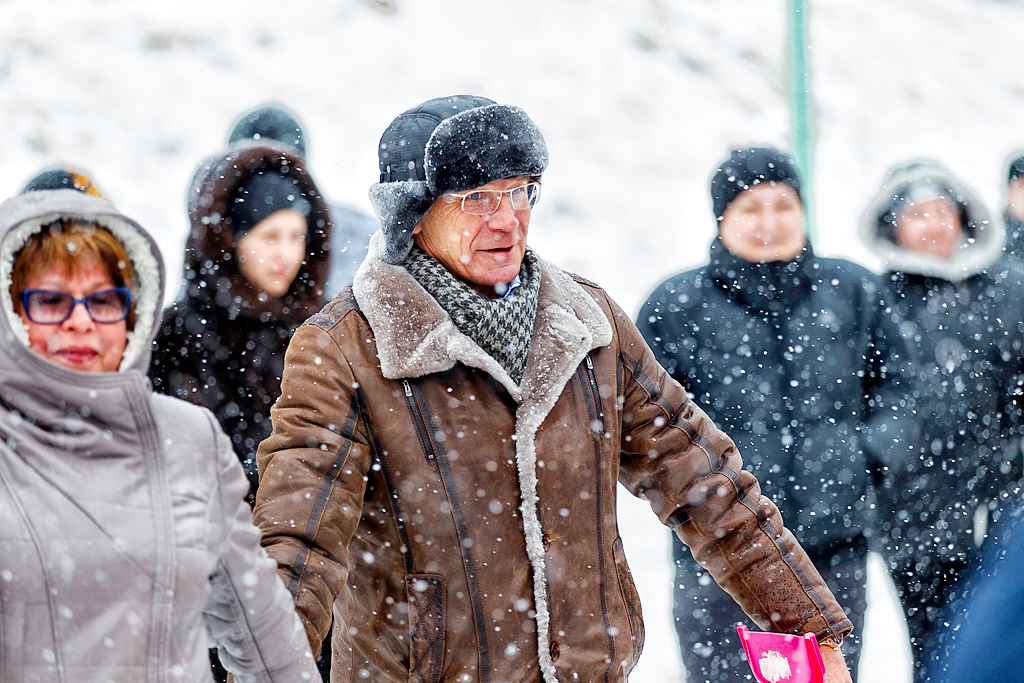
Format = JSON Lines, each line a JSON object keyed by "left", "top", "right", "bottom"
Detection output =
{"left": 612, "top": 537, "right": 645, "bottom": 666}
{"left": 406, "top": 574, "right": 446, "bottom": 683}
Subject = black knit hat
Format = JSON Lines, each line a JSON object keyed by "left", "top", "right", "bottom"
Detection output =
{"left": 228, "top": 170, "right": 311, "bottom": 240}
{"left": 21, "top": 168, "right": 103, "bottom": 198}
{"left": 368, "top": 95, "right": 549, "bottom": 264}
{"left": 711, "top": 147, "right": 802, "bottom": 222}
{"left": 228, "top": 105, "right": 306, "bottom": 159}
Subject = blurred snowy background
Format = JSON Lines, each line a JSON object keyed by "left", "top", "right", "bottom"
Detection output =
{"left": 3, "top": 0, "right": 1024, "bottom": 679}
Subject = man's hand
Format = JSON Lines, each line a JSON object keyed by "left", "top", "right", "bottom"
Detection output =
{"left": 820, "top": 643, "right": 853, "bottom": 683}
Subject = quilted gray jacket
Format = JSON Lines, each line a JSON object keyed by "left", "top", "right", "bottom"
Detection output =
{"left": 0, "top": 190, "right": 318, "bottom": 682}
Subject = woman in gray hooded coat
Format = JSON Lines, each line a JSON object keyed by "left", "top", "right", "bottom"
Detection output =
{"left": 0, "top": 189, "right": 318, "bottom": 682}
{"left": 861, "top": 159, "right": 1024, "bottom": 681}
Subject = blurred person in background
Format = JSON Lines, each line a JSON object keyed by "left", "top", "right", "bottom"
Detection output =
{"left": 21, "top": 166, "right": 104, "bottom": 197}
{"left": 228, "top": 104, "right": 378, "bottom": 295}
{"left": 933, "top": 512, "right": 1024, "bottom": 683}
{"left": 861, "top": 159, "right": 1024, "bottom": 682}
{"left": 1002, "top": 152, "right": 1024, "bottom": 262}
{"left": 638, "top": 146, "right": 915, "bottom": 683}
{"left": 149, "top": 139, "right": 332, "bottom": 504}
{"left": 252, "top": 98, "right": 856, "bottom": 683}
{"left": 149, "top": 138, "right": 332, "bottom": 681}
{"left": 0, "top": 189, "right": 317, "bottom": 682}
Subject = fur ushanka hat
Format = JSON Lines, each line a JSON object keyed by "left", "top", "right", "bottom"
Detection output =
{"left": 368, "top": 95, "right": 549, "bottom": 265}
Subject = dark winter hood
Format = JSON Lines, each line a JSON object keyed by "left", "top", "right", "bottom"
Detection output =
{"left": 185, "top": 140, "right": 331, "bottom": 324}
{"left": 0, "top": 189, "right": 164, "bottom": 376}
{"left": 860, "top": 159, "right": 1000, "bottom": 282}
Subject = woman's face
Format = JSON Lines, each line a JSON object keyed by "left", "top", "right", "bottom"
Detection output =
{"left": 18, "top": 261, "right": 128, "bottom": 373}
{"left": 895, "top": 196, "right": 963, "bottom": 260}
{"left": 719, "top": 182, "right": 806, "bottom": 263}
{"left": 236, "top": 209, "right": 308, "bottom": 297}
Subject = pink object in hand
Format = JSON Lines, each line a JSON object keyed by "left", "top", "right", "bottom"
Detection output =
{"left": 736, "top": 624, "right": 825, "bottom": 683}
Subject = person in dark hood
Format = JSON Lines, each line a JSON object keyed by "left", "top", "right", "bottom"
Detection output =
{"left": 149, "top": 140, "right": 332, "bottom": 503}
{"left": 860, "top": 159, "right": 1024, "bottom": 682}
{"left": 1002, "top": 152, "right": 1024, "bottom": 262}
{"left": 229, "top": 104, "right": 378, "bottom": 295}
{"left": 251, "top": 100, "right": 856, "bottom": 683}
{"left": 0, "top": 189, "right": 318, "bottom": 681}
{"left": 637, "top": 147, "right": 916, "bottom": 683}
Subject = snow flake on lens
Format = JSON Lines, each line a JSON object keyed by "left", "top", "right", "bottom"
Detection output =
{"left": 758, "top": 650, "right": 792, "bottom": 682}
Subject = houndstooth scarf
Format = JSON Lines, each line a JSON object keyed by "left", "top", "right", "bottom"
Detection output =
{"left": 404, "top": 247, "right": 540, "bottom": 385}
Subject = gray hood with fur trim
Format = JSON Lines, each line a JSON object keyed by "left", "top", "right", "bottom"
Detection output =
{"left": 0, "top": 190, "right": 163, "bottom": 372}
{"left": 861, "top": 159, "right": 1001, "bottom": 282}
{"left": 0, "top": 190, "right": 318, "bottom": 681}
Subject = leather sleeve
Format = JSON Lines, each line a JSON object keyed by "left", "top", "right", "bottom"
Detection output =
{"left": 609, "top": 295, "right": 853, "bottom": 642}
{"left": 253, "top": 321, "right": 374, "bottom": 653}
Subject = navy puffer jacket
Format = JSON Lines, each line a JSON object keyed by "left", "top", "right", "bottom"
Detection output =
{"left": 638, "top": 238, "right": 916, "bottom": 555}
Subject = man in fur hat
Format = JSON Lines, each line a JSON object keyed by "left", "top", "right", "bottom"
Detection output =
{"left": 252, "top": 95, "right": 854, "bottom": 683}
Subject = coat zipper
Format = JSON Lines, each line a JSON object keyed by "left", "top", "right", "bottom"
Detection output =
{"left": 585, "top": 354, "right": 606, "bottom": 435}
{"left": 401, "top": 379, "right": 492, "bottom": 679}
{"left": 582, "top": 353, "right": 620, "bottom": 674}
{"left": 403, "top": 380, "right": 437, "bottom": 461}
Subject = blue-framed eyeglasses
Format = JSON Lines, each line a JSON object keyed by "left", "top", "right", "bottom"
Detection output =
{"left": 448, "top": 182, "right": 542, "bottom": 215}
{"left": 20, "top": 288, "right": 133, "bottom": 324}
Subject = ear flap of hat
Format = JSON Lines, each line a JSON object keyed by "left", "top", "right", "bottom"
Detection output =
{"left": 368, "top": 180, "right": 434, "bottom": 264}
{"left": 425, "top": 104, "right": 548, "bottom": 197}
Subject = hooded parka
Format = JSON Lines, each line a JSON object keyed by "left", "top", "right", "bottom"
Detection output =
{"left": 637, "top": 238, "right": 915, "bottom": 680}
{"left": 149, "top": 141, "right": 332, "bottom": 500}
{"left": 0, "top": 190, "right": 318, "bottom": 682}
{"left": 860, "top": 160, "right": 1024, "bottom": 677}
{"left": 253, "top": 233, "right": 852, "bottom": 683}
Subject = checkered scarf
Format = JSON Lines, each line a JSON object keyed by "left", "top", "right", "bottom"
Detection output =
{"left": 404, "top": 247, "right": 540, "bottom": 385}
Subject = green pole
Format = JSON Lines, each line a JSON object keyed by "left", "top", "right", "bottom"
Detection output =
{"left": 790, "top": 0, "right": 813, "bottom": 237}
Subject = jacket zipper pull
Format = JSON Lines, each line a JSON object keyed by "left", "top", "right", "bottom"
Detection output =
{"left": 403, "top": 380, "right": 412, "bottom": 397}
{"left": 585, "top": 355, "right": 594, "bottom": 370}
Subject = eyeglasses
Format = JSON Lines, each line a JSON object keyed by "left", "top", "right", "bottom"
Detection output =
{"left": 448, "top": 182, "right": 541, "bottom": 215}
{"left": 20, "top": 288, "right": 133, "bottom": 325}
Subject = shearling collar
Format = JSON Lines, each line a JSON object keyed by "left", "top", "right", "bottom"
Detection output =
{"left": 353, "top": 232, "right": 612, "bottom": 403}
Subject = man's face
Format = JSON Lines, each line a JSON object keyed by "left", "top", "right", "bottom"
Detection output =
{"left": 895, "top": 196, "right": 963, "bottom": 260}
{"left": 719, "top": 182, "right": 806, "bottom": 263}
{"left": 413, "top": 176, "right": 533, "bottom": 297}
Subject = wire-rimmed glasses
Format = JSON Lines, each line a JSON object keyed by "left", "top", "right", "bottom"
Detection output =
{"left": 448, "top": 182, "right": 541, "bottom": 215}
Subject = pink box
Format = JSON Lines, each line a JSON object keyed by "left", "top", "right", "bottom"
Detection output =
{"left": 736, "top": 624, "right": 825, "bottom": 683}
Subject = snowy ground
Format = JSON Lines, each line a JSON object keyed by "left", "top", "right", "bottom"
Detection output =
{"left": 3, "top": 0, "right": 1023, "bottom": 679}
